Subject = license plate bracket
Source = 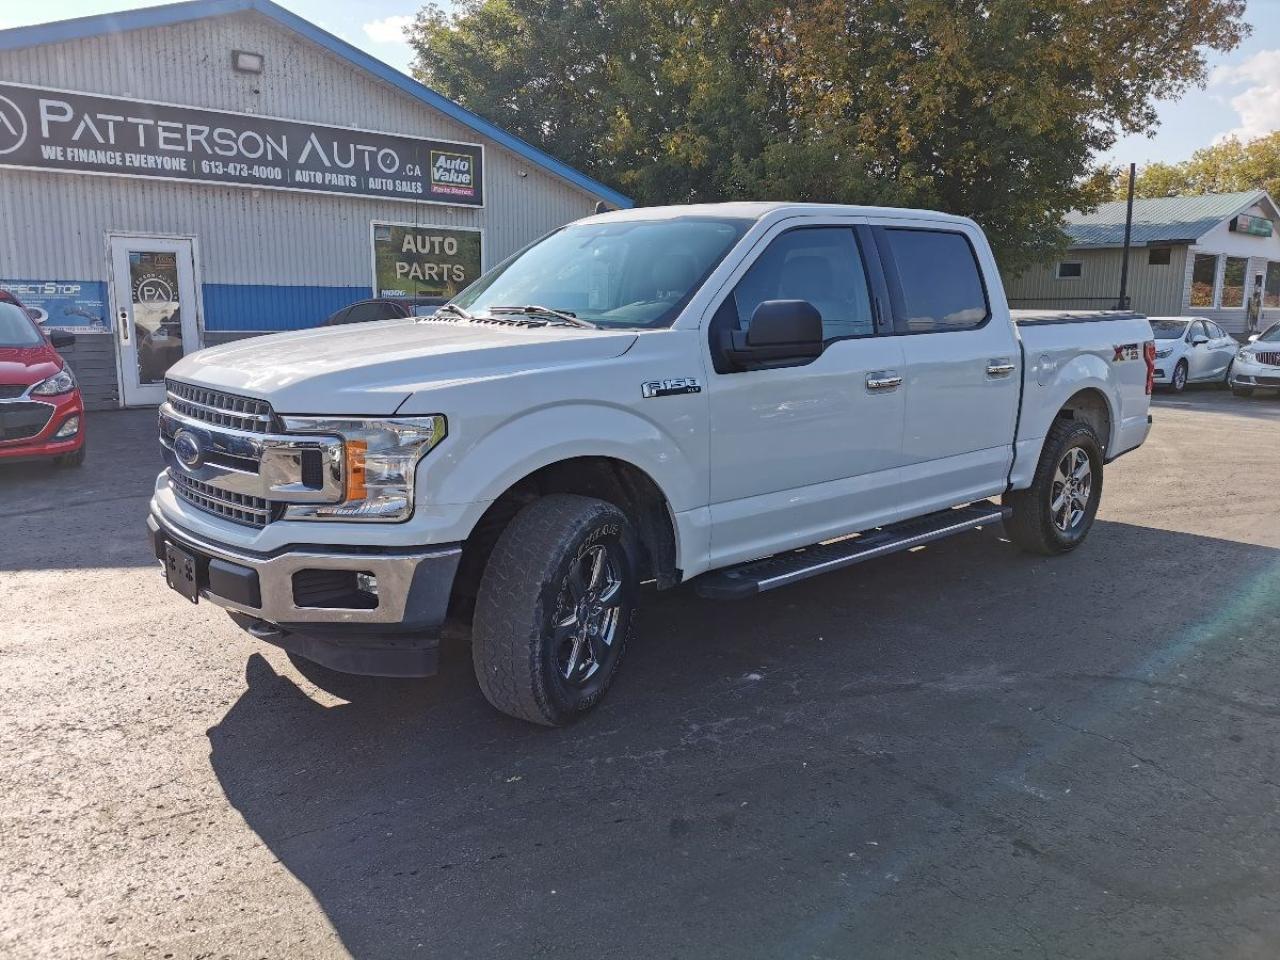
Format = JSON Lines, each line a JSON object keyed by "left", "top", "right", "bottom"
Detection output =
{"left": 164, "top": 542, "right": 201, "bottom": 604}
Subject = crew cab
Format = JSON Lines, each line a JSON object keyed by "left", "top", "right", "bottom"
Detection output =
{"left": 147, "top": 203, "right": 1154, "bottom": 725}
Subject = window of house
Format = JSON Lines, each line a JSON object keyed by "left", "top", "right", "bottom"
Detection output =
{"left": 1189, "top": 253, "right": 1218, "bottom": 307}
{"left": 1056, "top": 261, "right": 1083, "bottom": 279}
{"left": 1221, "top": 256, "right": 1247, "bottom": 308}
{"left": 1265, "top": 262, "right": 1280, "bottom": 309}
{"left": 1148, "top": 246, "right": 1172, "bottom": 265}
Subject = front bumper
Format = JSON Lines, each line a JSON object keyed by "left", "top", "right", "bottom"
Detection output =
{"left": 148, "top": 510, "right": 461, "bottom": 676}
{"left": 1231, "top": 357, "right": 1280, "bottom": 390}
{"left": 0, "top": 390, "right": 84, "bottom": 461}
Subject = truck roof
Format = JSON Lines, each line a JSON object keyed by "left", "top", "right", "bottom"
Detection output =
{"left": 583, "top": 201, "right": 977, "bottom": 227}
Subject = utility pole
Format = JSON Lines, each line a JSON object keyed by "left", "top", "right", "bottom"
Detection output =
{"left": 1117, "top": 162, "right": 1135, "bottom": 311}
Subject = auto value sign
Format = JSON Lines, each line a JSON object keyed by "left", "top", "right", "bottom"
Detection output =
{"left": 0, "top": 82, "right": 484, "bottom": 207}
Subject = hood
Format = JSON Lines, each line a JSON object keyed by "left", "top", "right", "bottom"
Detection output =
{"left": 0, "top": 344, "right": 62, "bottom": 389}
{"left": 168, "top": 317, "right": 639, "bottom": 415}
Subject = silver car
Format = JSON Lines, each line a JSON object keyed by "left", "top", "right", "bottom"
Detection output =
{"left": 1230, "top": 322, "right": 1280, "bottom": 397}
{"left": 1150, "top": 316, "right": 1238, "bottom": 392}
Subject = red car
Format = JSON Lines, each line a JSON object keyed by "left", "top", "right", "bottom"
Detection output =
{"left": 0, "top": 291, "right": 85, "bottom": 467}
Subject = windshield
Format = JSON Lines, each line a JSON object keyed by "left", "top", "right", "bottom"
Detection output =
{"left": 453, "top": 217, "right": 752, "bottom": 328}
{"left": 1257, "top": 323, "right": 1280, "bottom": 343}
{"left": 0, "top": 302, "right": 43, "bottom": 348}
{"left": 1150, "top": 319, "right": 1190, "bottom": 339}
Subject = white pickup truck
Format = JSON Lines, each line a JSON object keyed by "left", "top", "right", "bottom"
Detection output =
{"left": 148, "top": 202, "right": 1154, "bottom": 725}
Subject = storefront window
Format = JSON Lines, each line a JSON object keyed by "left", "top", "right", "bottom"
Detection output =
{"left": 1189, "top": 253, "right": 1218, "bottom": 307}
{"left": 1265, "top": 262, "right": 1280, "bottom": 309}
{"left": 1221, "top": 256, "right": 1247, "bottom": 308}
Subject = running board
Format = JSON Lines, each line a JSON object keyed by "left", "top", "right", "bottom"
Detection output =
{"left": 694, "top": 501, "right": 1010, "bottom": 600}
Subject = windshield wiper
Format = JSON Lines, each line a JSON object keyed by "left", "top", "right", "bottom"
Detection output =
{"left": 488, "top": 305, "right": 597, "bottom": 329}
{"left": 435, "top": 302, "right": 474, "bottom": 320}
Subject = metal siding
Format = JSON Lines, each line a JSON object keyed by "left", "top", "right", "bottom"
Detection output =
{"left": 56, "top": 337, "right": 118, "bottom": 409}
{"left": 1004, "top": 246, "right": 1187, "bottom": 316}
{"left": 202, "top": 283, "right": 370, "bottom": 330}
{"left": 0, "top": 10, "right": 601, "bottom": 288}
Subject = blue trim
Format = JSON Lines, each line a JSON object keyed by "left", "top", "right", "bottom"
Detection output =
{"left": 0, "top": 0, "right": 634, "bottom": 210}
{"left": 202, "top": 283, "right": 370, "bottom": 331}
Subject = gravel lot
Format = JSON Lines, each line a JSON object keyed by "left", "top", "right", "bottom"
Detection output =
{"left": 4, "top": 388, "right": 1280, "bottom": 960}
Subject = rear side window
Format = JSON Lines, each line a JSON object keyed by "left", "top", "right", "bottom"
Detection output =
{"left": 723, "top": 227, "right": 874, "bottom": 342}
{"left": 882, "top": 228, "right": 989, "bottom": 333}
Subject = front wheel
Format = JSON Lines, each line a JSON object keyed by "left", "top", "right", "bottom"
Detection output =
{"left": 1170, "top": 360, "right": 1188, "bottom": 393}
{"left": 472, "top": 494, "right": 639, "bottom": 726}
{"left": 1003, "top": 419, "right": 1104, "bottom": 556}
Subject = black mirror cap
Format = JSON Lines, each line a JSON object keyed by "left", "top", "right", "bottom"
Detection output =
{"left": 49, "top": 330, "right": 76, "bottom": 348}
{"left": 747, "top": 299, "right": 823, "bottom": 347}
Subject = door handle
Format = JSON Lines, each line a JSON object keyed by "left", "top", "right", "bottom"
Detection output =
{"left": 118, "top": 309, "right": 130, "bottom": 343}
{"left": 866, "top": 371, "right": 902, "bottom": 391}
{"left": 987, "top": 359, "right": 1016, "bottom": 377}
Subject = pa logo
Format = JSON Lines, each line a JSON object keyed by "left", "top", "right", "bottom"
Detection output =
{"left": 0, "top": 94, "right": 28, "bottom": 156}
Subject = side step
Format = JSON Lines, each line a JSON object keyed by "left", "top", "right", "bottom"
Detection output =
{"left": 694, "top": 501, "right": 1010, "bottom": 600}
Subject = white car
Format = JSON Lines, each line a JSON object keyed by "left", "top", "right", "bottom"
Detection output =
{"left": 147, "top": 202, "right": 1153, "bottom": 725}
{"left": 1149, "top": 316, "right": 1238, "bottom": 392}
{"left": 1230, "top": 322, "right": 1280, "bottom": 397}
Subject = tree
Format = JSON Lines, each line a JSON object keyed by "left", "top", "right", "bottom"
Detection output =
{"left": 408, "top": 0, "right": 1248, "bottom": 272}
{"left": 1115, "top": 132, "right": 1280, "bottom": 200}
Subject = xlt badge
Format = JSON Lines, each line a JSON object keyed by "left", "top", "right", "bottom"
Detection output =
{"left": 642, "top": 377, "right": 702, "bottom": 399}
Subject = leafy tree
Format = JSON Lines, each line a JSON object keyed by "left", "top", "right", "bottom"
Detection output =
{"left": 1115, "top": 132, "right": 1280, "bottom": 200}
{"left": 408, "top": 0, "right": 1248, "bottom": 271}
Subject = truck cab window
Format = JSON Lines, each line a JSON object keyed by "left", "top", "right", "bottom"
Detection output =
{"left": 882, "top": 228, "right": 989, "bottom": 333}
{"left": 721, "top": 227, "right": 873, "bottom": 343}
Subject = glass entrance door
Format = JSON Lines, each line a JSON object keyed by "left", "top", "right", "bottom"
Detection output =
{"left": 109, "top": 236, "right": 200, "bottom": 407}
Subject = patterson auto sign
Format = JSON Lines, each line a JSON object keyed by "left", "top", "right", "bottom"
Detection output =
{"left": 0, "top": 82, "right": 484, "bottom": 207}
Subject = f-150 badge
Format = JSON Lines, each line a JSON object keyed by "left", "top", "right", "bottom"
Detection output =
{"left": 642, "top": 377, "right": 702, "bottom": 399}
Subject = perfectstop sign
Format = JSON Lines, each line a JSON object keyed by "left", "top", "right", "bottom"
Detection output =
{"left": 0, "top": 82, "right": 484, "bottom": 207}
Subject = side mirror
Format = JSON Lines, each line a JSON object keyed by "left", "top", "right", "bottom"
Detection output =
{"left": 1191, "top": 335, "right": 1209, "bottom": 346}
{"left": 49, "top": 330, "right": 76, "bottom": 348}
{"left": 725, "top": 300, "right": 823, "bottom": 370}
{"left": 1248, "top": 333, "right": 1260, "bottom": 342}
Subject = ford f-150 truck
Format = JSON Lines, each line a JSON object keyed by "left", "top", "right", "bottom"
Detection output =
{"left": 148, "top": 203, "right": 1154, "bottom": 725}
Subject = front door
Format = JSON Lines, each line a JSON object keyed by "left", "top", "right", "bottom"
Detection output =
{"left": 109, "top": 236, "right": 200, "bottom": 406}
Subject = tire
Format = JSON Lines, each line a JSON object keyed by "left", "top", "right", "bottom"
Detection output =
{"left": 1220, "top": 362, "right": 1233, "bottom": 389}
{"left": 1002, "top": 418, "right": 1104, "bottom": 556}
{"left": 472, "top": 494, "right": 639, "bottom": 726}
{"left": 55, "top": 446, "right": 85, "bottom": 468}
{"left": 1232, "top": 384, "right": 1254, "bottom": 398}
{"left": 1170, "top": 360, "right": 1188, "bottom": 393}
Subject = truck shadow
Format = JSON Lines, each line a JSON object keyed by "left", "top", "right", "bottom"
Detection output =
{"left": 208, "top": 520, "right": 1280, "bottom": 959}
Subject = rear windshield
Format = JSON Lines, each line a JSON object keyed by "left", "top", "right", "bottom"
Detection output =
{"left": 0, "top": 302, "right": 43, "bottom": 348}
{"left": 1150, "top": 319, "right": 1189, "bottom": 339}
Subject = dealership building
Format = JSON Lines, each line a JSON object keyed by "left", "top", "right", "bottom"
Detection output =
{"left": 0, "top": 0, "right": 630, "bottom": 409}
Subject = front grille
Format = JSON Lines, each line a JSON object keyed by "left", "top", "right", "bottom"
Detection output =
{"left": 0, "top": 401, "right": 53, "bottom": 442}
{"left": 170, "top": 472, "right": 274, "bottom": 528}
{"left": 166, "top": 379, "right": 277, "bottom": 434}
{"left": 0, "top": 384, "right": 28, "bottom": 400}
{"left": 1255, "top": 351, "right": 1280, "bottom": 367}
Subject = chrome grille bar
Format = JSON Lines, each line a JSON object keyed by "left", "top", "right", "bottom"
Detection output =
{"left": 170, "top": 472, "right": 273, "bottom": 527}
{"left": 165, "top": 379, "right": 277, "bottom": 434}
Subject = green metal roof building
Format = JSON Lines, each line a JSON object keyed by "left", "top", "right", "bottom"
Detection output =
{"left": 1004, "top": 190, "right": 1280, "bottom": 335}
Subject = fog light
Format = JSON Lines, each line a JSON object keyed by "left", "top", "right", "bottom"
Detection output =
{"left": 53, "top": 415, "right": 80, "bottom": 439}
{"left": 356, "top": 572, "right": 379, "bottom": 596}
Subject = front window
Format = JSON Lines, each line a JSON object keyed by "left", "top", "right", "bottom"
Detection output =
{"left": 1190, "top": 253, "right": 1217, "bottom": 307}
{"left": 1221, "top": 256, "right": 1247, "bottom": 308}
{"left": 1150, "top": 319, "right": 1189, "bottom": 340}
{"left": 453, "top": 217, "right": 751, "bottom": 328}
{"left": 0, "top": 302, "right": 44, "bottom": 347}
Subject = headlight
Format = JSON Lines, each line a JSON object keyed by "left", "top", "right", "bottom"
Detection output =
{"left": 1154, "top": 347, "right": 1173, "bottom": 359}
{"left": 30, "top": 366, "right": 76, "bottom": 396}
{"left": 1238, "top": 348, "right": 1253, "bottom": 362}
{"left": 280, "top": 416, "right": 446, "bottom": 522}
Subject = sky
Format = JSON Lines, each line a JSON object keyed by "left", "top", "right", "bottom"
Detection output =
{"left": 2, "top": 0, "right": 1279, "bottom": 169}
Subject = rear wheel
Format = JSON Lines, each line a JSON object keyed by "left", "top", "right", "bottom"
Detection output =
{"left": 1170, "top": 360, "right": 1188, "bottom": 393}
{"left": 472, "top": 494, "right": 639, "bottom": 726}
{"left": 1003, "top": 419, "right": 1104, "bottom": 556}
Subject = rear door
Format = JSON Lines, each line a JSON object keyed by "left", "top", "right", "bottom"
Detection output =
{"left": 704, "top": 218, "right": 906, "bottom": 568}
{"left": 873, "top": 221, "right": 1019, "bottom": 516}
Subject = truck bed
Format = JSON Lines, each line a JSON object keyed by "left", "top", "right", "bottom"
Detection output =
{"left": 1011, "top": 309, "right": 1145, "bottom": 326}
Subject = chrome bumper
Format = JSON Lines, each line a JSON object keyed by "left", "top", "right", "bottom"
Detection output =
{"left": 147, "top": 511, "right": 461, "bottom": 631}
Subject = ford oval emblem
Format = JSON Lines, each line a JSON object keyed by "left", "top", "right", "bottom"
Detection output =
{"left": 173, "top": 430, "right": 204, "bottom": 469}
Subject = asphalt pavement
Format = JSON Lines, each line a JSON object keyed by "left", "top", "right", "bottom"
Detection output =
{"left": 3, "top": 387, "right": 1280, "bottom": 959}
